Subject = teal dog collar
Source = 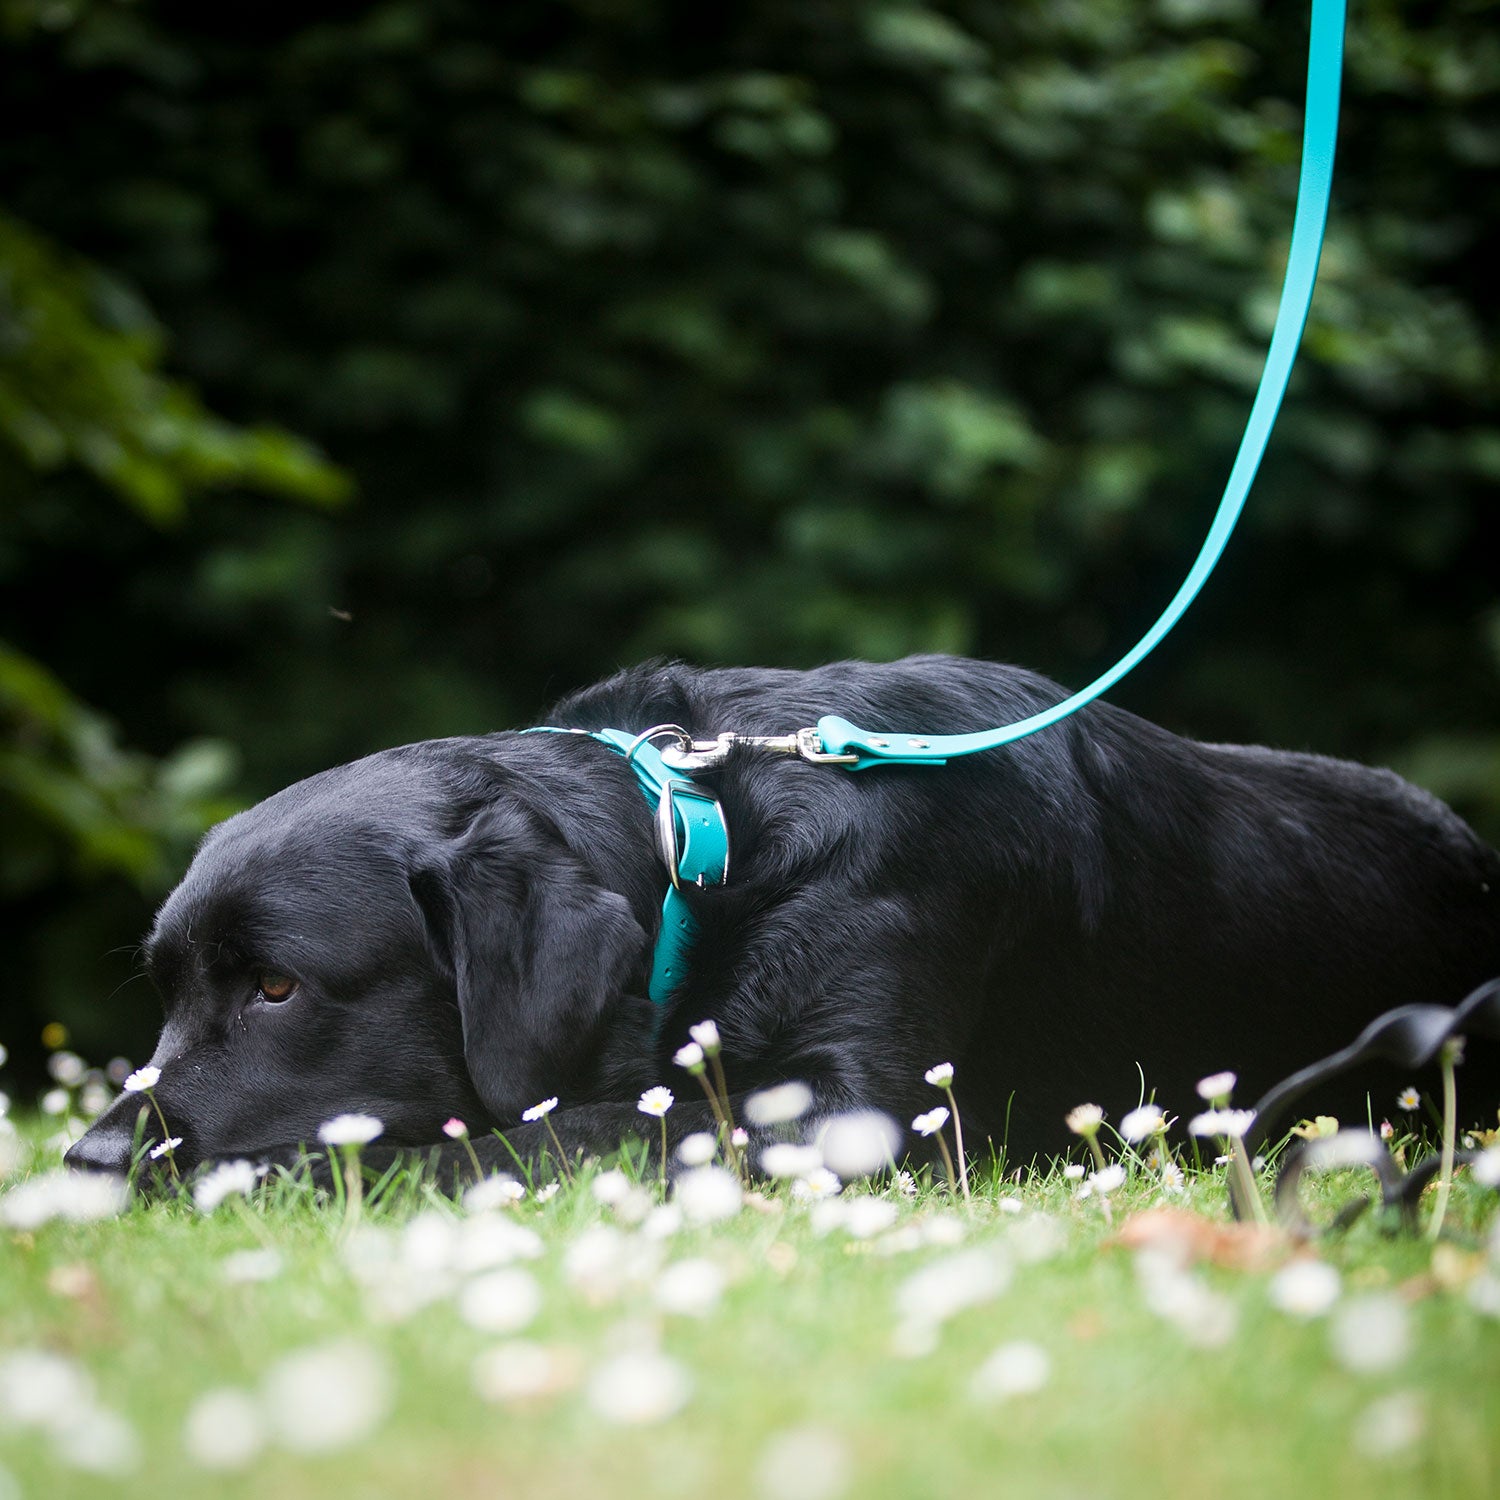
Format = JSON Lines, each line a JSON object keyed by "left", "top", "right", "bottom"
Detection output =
{"left": 526, "top": 726, "right": 730, "bottom": 1007}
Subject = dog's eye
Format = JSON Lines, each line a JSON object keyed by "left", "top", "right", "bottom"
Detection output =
{"left": 255, "top": 973, "right": 298, "bottom": 1003}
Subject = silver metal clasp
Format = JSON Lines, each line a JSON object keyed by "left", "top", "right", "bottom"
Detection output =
{"left": 654, "top": 726, "right": 860, "bottom": 770}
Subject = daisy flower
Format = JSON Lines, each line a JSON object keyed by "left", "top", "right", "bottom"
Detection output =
{"left": 1188, "top": 1109, "right": 1255, "bottom": 1139}
{"left": 521, "top": 1097, "right": 558, "bottom": 1122}
{"left": 317, "top": 1113, "right": 384, "bottom": 1147}
{"left": 912, "top": 1107, "right": 949, "bottom": 1137}
{"left": 687, "top": 1019, "right": 721, "bottom": 1055}
{"left": 1120, "top": 1104, "right": 1166, "bottom": 1143}
{"left": 637, "top": 1086, "right": 675, "bottom": 1193}
{"left": 1396, "top": 1086, "right": 1420, "bottom": 1112}
{"left": 193, "top": 1160, "right": 260, "bottom": 1213}
{"left": 1195, "top": 1071, "right": 1237, "bottom": 1103}
{"left": 924, "top": 1062, "right": 955, "bottom": 1088}
{"left": 637, "top": 1087, "right": 674, "bottom": 1118}
{"left": 122, "top": 1066, "right": 161, "bottom": 1094}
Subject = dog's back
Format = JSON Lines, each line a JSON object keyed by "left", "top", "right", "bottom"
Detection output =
{"left": 554, "top": 655, "right": 1500, "bottom": 1156}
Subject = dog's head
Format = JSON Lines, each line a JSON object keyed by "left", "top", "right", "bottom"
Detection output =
{"left": 65, "top": 741, "right": 651, "bottom": 1175}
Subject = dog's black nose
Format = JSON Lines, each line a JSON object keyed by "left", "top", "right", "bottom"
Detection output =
{"left": 63, "top": 1125, "right": 136, "bottom": 1176}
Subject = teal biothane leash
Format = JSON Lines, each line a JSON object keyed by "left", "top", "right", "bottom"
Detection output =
{"left": 821, "top": 0, "right": 1347, "bottom": 769}
{"left": 540, "top": 0, "right": 1346, "bottom": 1007}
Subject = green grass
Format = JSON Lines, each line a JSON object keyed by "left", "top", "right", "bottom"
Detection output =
{"left": 2, "top": 1126, "right": 1498, "bottom": 1500}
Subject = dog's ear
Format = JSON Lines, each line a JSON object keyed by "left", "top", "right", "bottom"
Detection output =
{"left": 410, "top": 801, "right": 648, "bottom": 1121}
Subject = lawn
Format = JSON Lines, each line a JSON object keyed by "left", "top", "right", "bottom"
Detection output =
{"left": 2, "top": 1097, "right": 1498, "bottom": 1500}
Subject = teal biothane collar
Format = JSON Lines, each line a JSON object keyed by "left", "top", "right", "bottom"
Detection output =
{"left": 527, "top": 727, "right": 730, "bottom": 1008}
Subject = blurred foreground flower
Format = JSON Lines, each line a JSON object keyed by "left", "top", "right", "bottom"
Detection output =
{"left": 1, "top": 1169, "right": 127, "bottom": 1228}
{"left": 0, "top": 1349, "right": 138, "bottom": 1472}
{"left": 676, "top": 1131, "right": 718, "bottom": 1167}
{"left": 317, "top": 1113, "right": 384, "bottom": 1147}
{"left": 473, "top": 1341, "right": 580, "bottom": 1404}
{"left": 762, "top": 1143, "right": 823, "bottom": 1179}
{"left": 193, "top": 1160, "right": 259, "bottom": 1214}
{"left": 1188, "top": 1110, "right": 1255, "bottom": 1139}
{"left": 1196, "top": 1071, "right": 1237, "bottom": 1103}
{"left": 654, "top": 1257, "right": 727, "bottom": 1317}
{"left": 458, "top": 1268, "right": 543, "bottom": 1334}
{"left": 1330, "top": 1294, "right": 1410, "bottom": 1375}
{"left": 586, "top": 1349, "right": 692, "bottom": 1425}
{"left": 745, "top": 1081, "right": 814, "bottom": 1126}
{"left": 1352, "top": 1391, "right": 1426, "bottom": 1459}
{"left": 673, "top": 1165, "right": 742, "bottom": 1224}
{"left": 756, "top": 1425, "right": 851, "bottom": 1500}
{"left": 463, "top": 1175, "right": 526, "bottom": 1213}
{"left": 1120, "top": 1105, "right": 1167, "bottom": 1144}
{"left": 895, "top": 1248, "right": 1011, "bottom": 1337}
{"left": 1268, "top": 1259, "right": 1341, "bottom": 1319}
{"left": 182, "top": 1389, "right": 265, "bottom": 1471}
{"left": 791, "top": 1168, "right": 842, "bottom": 1201}
{"left": 969, "top": 1341, "right": 1052, "bottom": 1403}
{"left": 262, "top": 1341, "right": 393, "bottom": 1453}
{"left": 819, "top": 1110, "right": 902, "bottom": 1178}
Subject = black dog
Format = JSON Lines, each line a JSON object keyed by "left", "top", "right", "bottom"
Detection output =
{"left": 66, "top": 656, "right": 1500, "bottom": 1182}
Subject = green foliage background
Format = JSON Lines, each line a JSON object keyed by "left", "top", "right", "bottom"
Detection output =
{"left": 1, "top": 0, "right": 1496, "bottom": 1074}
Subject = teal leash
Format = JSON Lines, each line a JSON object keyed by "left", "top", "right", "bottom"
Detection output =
{"left": 815, "top": 0, "right": 1346, "bottom": 770}
{"left": 530, "top": 0, "right": 1346, "bottom": 1007}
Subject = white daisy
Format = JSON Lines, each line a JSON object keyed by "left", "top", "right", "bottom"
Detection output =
{"left": 317, "top": 1113, "right": 384, "bottom": 1147}
{"left": 1195, "top": 1071, "right": 1237, "bottom": 1102}
{"left": 744, "top": 1081, "right": 814, "bottom": 1126}
{"left": 1120, "top": 1105, "right": 1167, "bottom": 1142}
{"left": 193, "top": 1160, "right": 260, "bottom": 1213}
{"left": 637, "top": 1086, "right": 674, "bottom": 1118}
{"left": 688, "top": 1019, "right": 721, "bottom": 1054}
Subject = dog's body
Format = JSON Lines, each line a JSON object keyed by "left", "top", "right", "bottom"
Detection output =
{"left": 67, "top": 656, "right": 1500, "bottom": 1181}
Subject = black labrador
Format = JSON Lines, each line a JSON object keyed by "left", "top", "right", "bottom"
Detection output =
{"left": 65, "top": 656, "right": 1500, "bottom": 1183}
